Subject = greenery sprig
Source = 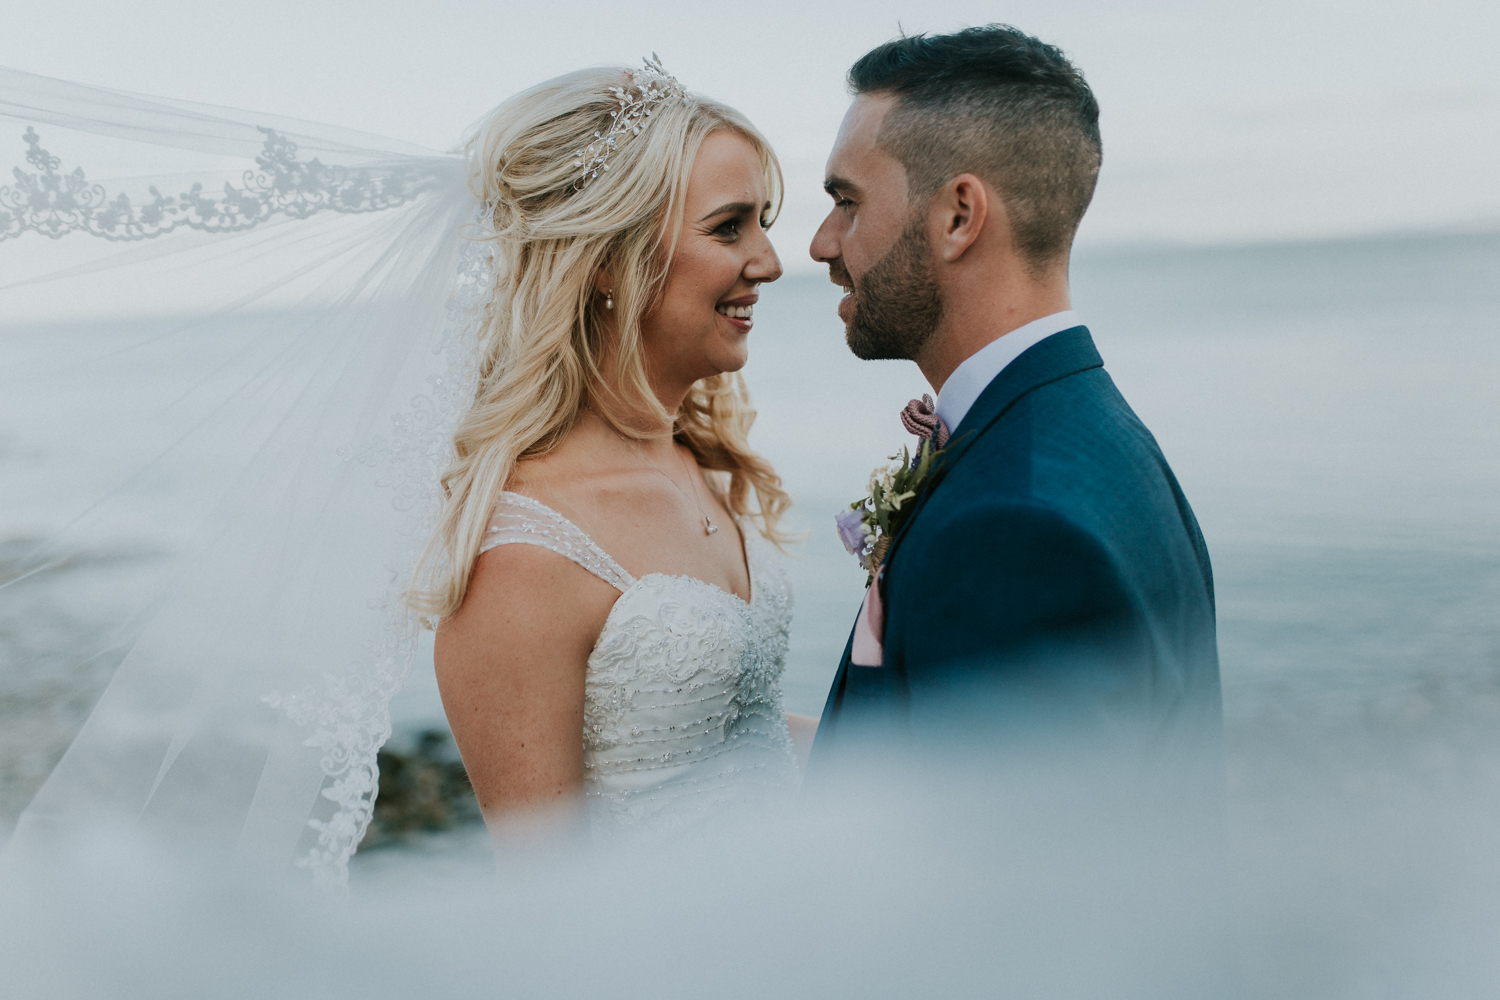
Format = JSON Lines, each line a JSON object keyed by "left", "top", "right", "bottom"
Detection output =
{"left": 836, "top": 435, "right": 948, "bottom": 585}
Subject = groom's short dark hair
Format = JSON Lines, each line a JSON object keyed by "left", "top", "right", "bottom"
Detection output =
{"left": 849, "top": 25, "right": 1102, "bottom": 272}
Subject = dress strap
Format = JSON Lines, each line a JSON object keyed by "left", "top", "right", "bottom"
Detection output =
{"left": 480, "top": 491, "right": 635, "bottom": 593}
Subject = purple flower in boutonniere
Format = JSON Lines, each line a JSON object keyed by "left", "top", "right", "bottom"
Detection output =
{"left": 835, "top": 507, "right": 872, "bottom": 558}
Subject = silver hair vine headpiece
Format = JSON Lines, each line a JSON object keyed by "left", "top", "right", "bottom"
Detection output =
{"left": 572, "top": 54, "right": 686, "bottom": 191}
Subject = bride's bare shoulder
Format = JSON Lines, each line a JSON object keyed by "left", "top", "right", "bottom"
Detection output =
{"left": 437, "top": 510, "right": 620, "bottom": 695}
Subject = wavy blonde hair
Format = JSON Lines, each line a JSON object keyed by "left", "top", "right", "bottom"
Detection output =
{"left": 409, "top": 67, "right": 793, "bottom": 620}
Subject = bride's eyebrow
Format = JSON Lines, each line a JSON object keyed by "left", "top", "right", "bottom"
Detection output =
{"left": 698, "top": 201, "right": 755, "bottom": 221}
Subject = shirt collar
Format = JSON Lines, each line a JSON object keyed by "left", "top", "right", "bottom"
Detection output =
{"left": 934, "top": 310, "right": 1081, "bottom": 433}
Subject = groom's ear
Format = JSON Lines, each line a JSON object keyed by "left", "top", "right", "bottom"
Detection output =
{"left": 932, "top": 173, "right": 993, "bottom": 264}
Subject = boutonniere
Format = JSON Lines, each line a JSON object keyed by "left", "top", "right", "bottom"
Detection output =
{"left": 835, "top": 395, "right": 954, "bottom": 585}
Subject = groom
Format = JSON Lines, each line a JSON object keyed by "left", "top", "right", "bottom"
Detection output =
{"left": 808, "top": 27, "right": 1222, "bottom": 785}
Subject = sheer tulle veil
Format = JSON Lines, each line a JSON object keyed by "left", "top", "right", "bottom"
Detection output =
{"left": 0, "top": 65, "right": 495, "bottom": 883}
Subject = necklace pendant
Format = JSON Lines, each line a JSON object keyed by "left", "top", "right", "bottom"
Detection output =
{"left": 705, "top": 517, "right": 718, "bottom": 536}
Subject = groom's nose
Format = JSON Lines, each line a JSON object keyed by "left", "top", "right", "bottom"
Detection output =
{"left": 810, "top": 209, "right": 842, "bottom": 265}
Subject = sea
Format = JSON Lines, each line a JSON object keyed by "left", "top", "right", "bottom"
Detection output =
{"left": 2, "top": 230, "right": 1499, "bottom": 995}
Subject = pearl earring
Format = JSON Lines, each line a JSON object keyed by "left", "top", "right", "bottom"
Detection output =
{"left": 605, "top": 289, "right": 614, "bottom": 310}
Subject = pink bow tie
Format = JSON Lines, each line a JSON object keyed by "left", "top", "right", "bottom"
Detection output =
{"left": 901, "top": 394, "right": 951, "bottom": 448}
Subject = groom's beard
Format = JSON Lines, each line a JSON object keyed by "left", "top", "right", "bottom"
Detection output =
{"left": 841, "top": 217, "right": 944, "bottom": 362}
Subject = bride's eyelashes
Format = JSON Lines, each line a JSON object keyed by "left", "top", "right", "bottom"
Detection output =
{"left": 711, "top": 215, "right": 745, "bottom": 241}
{"left": 709, "top": 213, "right": 754, "bottom": 241}
{"left": 707, "top": 207, "right": 775, "bottom": 242}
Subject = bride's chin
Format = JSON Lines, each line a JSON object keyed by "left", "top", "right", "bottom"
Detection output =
{"left": 714, "top": 350, "right": 749, "bottom": 376}
{"left": 700, "top": 340, "right": 750, "bottom": 377}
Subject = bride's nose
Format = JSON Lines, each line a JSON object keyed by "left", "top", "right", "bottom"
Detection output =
{"left": 746, "top": 234, "right": 783, "bottom": 285}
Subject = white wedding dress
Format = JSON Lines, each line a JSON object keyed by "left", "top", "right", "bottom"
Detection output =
{"left": 481, "top": 493, "right": 800, "bottom": 839}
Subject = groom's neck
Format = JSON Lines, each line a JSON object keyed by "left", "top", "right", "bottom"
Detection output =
{"left": 917, "top": 261, "right": 1072, "bottom": 393}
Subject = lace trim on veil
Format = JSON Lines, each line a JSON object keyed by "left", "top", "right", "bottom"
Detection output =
{"left": 262, "top": 229, "right": 495, "bottom": 882}
{"left": 0, "top": 126, "right": 438, "bottom": 242}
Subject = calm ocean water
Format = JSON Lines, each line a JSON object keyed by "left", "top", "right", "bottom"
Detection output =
{"left": 2, "top": 230, "right": 1498, "bottom": 831}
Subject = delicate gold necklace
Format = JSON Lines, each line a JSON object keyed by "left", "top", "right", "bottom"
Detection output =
{"left": 594, "top": 409, "right": 718, "bottom": 536}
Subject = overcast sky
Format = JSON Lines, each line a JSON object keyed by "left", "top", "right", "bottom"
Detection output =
{"left": 4, "top": 0, "right": 1498, "bottom": 271}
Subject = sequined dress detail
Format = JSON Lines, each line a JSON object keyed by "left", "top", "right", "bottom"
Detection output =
{"left": 480, "top": 492, "right": 799, "bottom": 838}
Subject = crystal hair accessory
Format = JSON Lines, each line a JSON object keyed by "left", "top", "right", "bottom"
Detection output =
{"left": 572, "top": 54, "right": 686, "bottom": 191}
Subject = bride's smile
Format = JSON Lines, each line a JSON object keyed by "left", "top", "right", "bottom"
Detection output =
{"left": 715, "top": 296, "right": 756, "bottom": 328}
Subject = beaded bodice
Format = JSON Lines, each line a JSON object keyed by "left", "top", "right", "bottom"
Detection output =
{"left": 480, "top": 492, "right": 799, "bottom": 837}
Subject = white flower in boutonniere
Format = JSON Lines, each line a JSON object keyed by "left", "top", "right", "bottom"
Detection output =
{"left": 836, "top": 434, "right": 948, "bottom": 585}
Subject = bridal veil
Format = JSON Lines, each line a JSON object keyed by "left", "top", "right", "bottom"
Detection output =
{"left": 0, "top": 65, "right": 491, "bottom": 883}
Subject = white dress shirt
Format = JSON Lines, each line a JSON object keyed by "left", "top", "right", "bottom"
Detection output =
{"left": 934, "top": 310, "right": 1082, "bottom": 434}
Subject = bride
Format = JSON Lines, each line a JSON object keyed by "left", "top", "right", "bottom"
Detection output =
{"left": 0, "top": 57, "right": 813, "bottom": 873}
{"left": 416, "top": 65, "right": 816, "bottom": 839}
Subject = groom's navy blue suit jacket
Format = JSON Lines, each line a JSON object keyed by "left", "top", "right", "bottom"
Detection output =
{"left": 810, "top": 327, "right": 1222, "bottom": 775}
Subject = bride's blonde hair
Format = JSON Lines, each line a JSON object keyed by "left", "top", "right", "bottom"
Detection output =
{"left": 410, "top": 67, "right": 793, "bottom": 620}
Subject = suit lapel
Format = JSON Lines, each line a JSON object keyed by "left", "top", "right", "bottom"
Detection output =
{"left": 881, "top": 326, "right": 1103, "bottom": 569}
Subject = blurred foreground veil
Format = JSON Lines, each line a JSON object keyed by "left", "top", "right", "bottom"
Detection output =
{"left": 0, "top": 66, "right": 489, "bottom": 884}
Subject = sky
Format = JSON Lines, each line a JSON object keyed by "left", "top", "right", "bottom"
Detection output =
{"left": 3, "top": 0, "right": 1499, "bottom": 272}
